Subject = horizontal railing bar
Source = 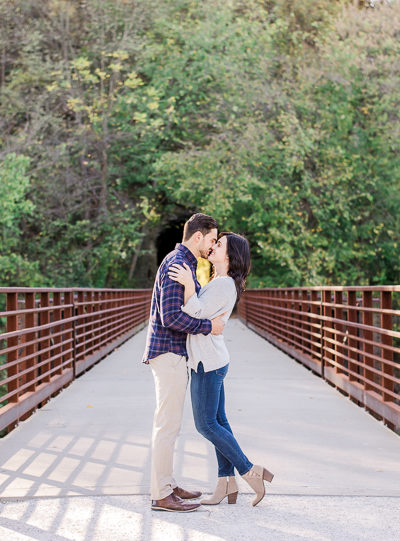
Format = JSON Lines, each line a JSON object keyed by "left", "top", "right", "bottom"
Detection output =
{"left": 323, "top": 326, "right": 400, "bottom": 355}
{"left": 75, "top": 313, "right": 144, "bottom": 359}
{"left": 249, "top": 318, "right": 318, "bottom": 357}
{"left": 73, "top": 300, "right": 149, "bottom": 324}
{"left": 246, "top": 285, "right": 400, "bottom": 292}
{"left": 0, "top": 338, "right": 74, "bottom": 372}
{"left": 0, "top": 304, "right": 74, "bottom": 318}
{"left": 246, "top": 315, "right": 322, "bottom": 358}
{"left": 323, "top": 356, "right": 399, "bottom": 401}
{"left": 1, "top": 347, "right": 74, "bottom": 386}
{"left": 0, "top": 326, "right": 74, "bottom": 357}
{"left": 244, "top": 301, "right": 321, "bottom": 330}
{"left": 0, "top": 288, "right": 75, "bottom": 293}
{"left": 261, "top": 297, "right": 400, "bottom": 317}
{"left": 320, "top": 302, "right": 400, "bottom": 316}
{"left": 250, "top": 295, "right": 397, "bottom": 313}
{"left": 0, "top": 287, "right": 151, "bottom": 293}
{"left": 0, "top": 303, "right": 147, "bottom": 345}
{"left": 0, "top": 316, "right": 76, "bottom": 341}
{"left": 1, "top": 358, "right": 75, "bottom": 402}
{"left": 246, "top": 313, "right": 322, "bottom": 344}
{"left": 0, "top": 370, "right": 74, "bottom": 432}
{"left": 323, "top": 345, "right": 399, "bottom": 387}
{"left": 245, "top": 298, "right": 400, "bottom": 339}
{"left": 74, "top": 306, "right": 142, "bottom": 336}
{"left": 246, "top": 311, "right": 399, "bottom": 373}
{"left": 248, "top": 312, "right": 319, "bottom": 347}
{"left": 247, "top": 304, "right": 323, "bottom": 335}
{"left": 323, "top": 335, "right": 400, "bottom": 370}
{"left": 320, "top": 314, "right": 400, "bottom": 339}
{"left": 75, "top": 306, "right": 145, "bottom": 333}
{"left": 73, "top": 295, "right": 150, "bottom": 307}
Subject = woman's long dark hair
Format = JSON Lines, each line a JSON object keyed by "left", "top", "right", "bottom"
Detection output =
{"left": 217, "top": 232, "right": 251, "bottom": 301}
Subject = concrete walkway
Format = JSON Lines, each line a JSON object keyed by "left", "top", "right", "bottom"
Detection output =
{"left": 0, "top": 317, "right": 399, "bottom": 540}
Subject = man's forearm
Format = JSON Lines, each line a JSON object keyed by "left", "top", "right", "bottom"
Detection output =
{"left": 162, "top": 309, "right": 211, "bottom": 335}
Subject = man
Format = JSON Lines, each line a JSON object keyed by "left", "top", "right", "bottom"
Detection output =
{"left": 142, "top": 213, "right": 225, "bottom": 512}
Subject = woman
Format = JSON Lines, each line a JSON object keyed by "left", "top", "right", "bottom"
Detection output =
{"left": 168, "top": 232, "right": 274, "bottom": 507}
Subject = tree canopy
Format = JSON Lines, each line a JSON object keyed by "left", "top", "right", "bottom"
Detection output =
{"left": 1, "top": 0, "right": 399, "bottom": 287}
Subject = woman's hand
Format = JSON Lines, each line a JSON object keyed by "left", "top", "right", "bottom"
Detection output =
{"left": 168, "top": 263, "right": 194, "bottom": 288}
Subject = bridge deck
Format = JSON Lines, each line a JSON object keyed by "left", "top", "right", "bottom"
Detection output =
{"left": 0, "top": 318, "right": 399, "bottom": 540}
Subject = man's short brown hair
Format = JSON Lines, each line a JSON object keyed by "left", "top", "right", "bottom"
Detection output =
{"left": 182, "top": 213, "right": 218, "bottom": 241}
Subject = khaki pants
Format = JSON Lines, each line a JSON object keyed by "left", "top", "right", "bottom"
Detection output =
{"left": 149, "top": 352, "right": 188, "bottom": 500}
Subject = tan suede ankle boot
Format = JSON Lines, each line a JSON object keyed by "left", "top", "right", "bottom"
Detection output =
{"left": 241, "top": 465, "right": 274, "bottom": 506}
{"left": 200, "top": 476, "right": 238, "bottom": 505}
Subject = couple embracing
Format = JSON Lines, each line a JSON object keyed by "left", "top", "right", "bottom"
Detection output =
{"left": 142, "top": 213, "right": 274, "bottom": 512}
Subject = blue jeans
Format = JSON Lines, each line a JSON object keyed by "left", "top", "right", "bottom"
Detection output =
{"left": 190, "top": 362, "right": 253, "bottom": 477}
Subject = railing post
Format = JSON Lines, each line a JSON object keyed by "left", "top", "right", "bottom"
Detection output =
{"left": 334, "top": 291, "right": 343, "bottom": 375}
{"left": 40, "top": 292, "right": 51, "bottom": 385}
{"left": 94, "top": 290, "right": 100, "bottom": 350}
{"left": 322, "top": 290, "right": 332, "bottom": 379}
{"left": 380, "top": 291, "right": 394, "bottom": 415}
{"left": 112, "top": 290, "right": 118, "bottom": 342}
{"left": 76, "top": 290, "right": 84, "bottom": 365}
{"left": 24, "top": 292, "right": 36, "bottom": 395}
{"left": 71, "top": 291, "right": 78, "bottom": 379}
{"left": 64, "top": 291, "right": 74, "bottom": 374}
{"left": 310, "top": 290, "right": 319, "bottom": 364}
{"left": 288, "top": 290, "right": 293, "bottom": 343}
{"left": 362, "top": 291, "right": 373, "bottom": 393}
{"left": 293, "top": 290, "right": 300, "bottom": 350}
{"left": 86, "top": 290, "right": 93, "bottom": 352}
{"left": 260, "top": 290, "right": 266, "bottom": 333}
{"left": 6, "top": 292, "right": 19, "bottom": 415}
{"left": 282, "top": 290, "right": 288, "bottom": 342}
{"left": 301, "top": 290, "right": 308, "bottom": 355}
{"left": 347, "top": 290, "right": 359, "bottom": 383}
{"left": 53, "top": 291, "right": 62, "bottom": 377}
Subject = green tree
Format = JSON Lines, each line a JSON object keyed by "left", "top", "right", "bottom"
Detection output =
{"left": 0, "top": 0, "right": 399, "bottom": 288}
{"left": 0, "top": 153, "right": 42, "bottom": 285}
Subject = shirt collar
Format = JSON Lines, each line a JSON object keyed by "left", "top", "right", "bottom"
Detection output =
{"left": 175, "top": 243, "right": 198, "bottom": 269}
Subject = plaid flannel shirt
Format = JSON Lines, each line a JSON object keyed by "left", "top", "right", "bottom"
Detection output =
{"left": 142, "top": 243, "right": 212, "bottom": 363}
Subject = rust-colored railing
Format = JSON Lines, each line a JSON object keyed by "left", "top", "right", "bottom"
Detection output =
{"left": 0, "top": 288, "right": 152, "bottom": 434}
{"left": 238, "top": 286, "right": 400, "bottom": 432}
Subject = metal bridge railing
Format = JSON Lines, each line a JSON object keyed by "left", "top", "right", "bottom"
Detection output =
{"left": 238, "top": 286, "right": 400, "bottom": 433}
{"left": 0, "top": 288, "right": 152, "bottom": 434}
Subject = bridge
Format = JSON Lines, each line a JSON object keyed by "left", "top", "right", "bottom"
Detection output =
{"left": 0, "top": 286, "right": 400, "bottom": 540}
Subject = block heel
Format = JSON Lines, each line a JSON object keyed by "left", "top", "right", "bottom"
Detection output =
{"left": 263, "top": 468, "right": 274, "bottom": 483}
{"left": 228, "top": 491, "right": 238, "bottom": 504}
{"left": 200, "top": 476, "right": 239, "bottom": 505}
{"left": 242, "top": 465, "right": 274, "bottom": 506}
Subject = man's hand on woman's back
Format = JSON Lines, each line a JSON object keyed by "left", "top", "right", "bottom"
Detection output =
{"left": 211, "top": 313, "right": 226, "bottom": 335}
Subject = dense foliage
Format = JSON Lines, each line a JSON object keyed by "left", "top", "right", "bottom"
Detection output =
{"left": 1, "top": 0, "right": 399, "bottom": 287}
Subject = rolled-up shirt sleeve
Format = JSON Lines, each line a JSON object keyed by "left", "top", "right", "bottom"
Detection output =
{"left": 159, "top": 272, "right": 211, "bottom": 335}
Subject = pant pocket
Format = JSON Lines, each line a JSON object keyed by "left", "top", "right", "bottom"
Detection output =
{"left": 215, "top": 363, "right": 229, "bottom": 377}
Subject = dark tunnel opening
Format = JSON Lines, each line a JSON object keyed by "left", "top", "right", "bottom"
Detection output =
{"left": 156, "top": 215, "right": 191, "bottom": 265}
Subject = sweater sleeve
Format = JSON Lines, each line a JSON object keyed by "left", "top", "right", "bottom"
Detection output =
{"left": 181, "top": 278, "right": 236, "bottom": 319}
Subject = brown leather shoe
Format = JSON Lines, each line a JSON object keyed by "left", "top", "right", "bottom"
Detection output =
{"left": 151, "top": 492, "right": 201, "bottom": 512}
{"left": 173, "top": 486, "right": 202, "bottom": 500}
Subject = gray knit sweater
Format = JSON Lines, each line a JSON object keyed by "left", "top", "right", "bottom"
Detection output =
{"left": 181, "top": 276, "right": 237, "bottom": 372}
